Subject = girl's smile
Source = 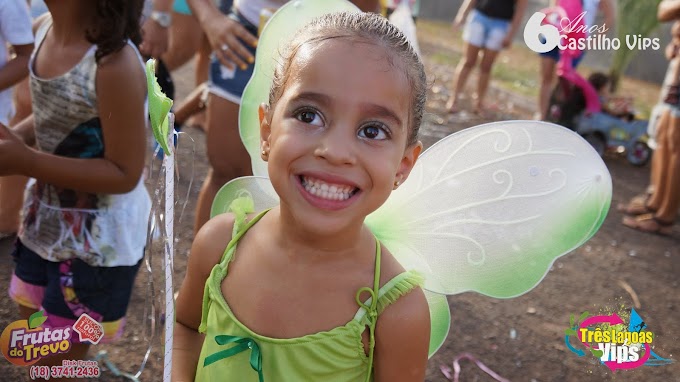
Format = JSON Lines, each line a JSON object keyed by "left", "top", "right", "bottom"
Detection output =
{"left": 297, "top": 172, "right": 361, "bottom": 210}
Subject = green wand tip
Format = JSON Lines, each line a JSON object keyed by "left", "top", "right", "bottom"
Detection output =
{"left": 145, "top": 59, "right": 174, "bottom": 156}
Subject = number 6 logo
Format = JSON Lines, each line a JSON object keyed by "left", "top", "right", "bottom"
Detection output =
{"left": 523, "top": 12, "right": 561, "bottom": 53}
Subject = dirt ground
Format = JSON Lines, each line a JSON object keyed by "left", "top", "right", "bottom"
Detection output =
{"left": 1, "top": 22, "right": 679, "bottom": 382}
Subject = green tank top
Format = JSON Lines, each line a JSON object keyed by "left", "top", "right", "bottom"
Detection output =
{"left": 195, "top": 209, "right": 424, "bottom": 382}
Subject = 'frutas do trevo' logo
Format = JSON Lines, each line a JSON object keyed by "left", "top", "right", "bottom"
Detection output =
{"left": 565, "top": 308, "right": 674, "bottom": 371}
{"left": 0, "top": 311, "right": 72, "bottom": 366}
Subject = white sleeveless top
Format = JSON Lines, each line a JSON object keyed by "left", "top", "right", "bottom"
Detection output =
{"left": 19, "top": 19, "right": 151, "bottom": 267}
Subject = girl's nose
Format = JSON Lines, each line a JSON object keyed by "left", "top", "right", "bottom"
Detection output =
{"left": 314, "top": 126, "right": 356, "bottom": 166}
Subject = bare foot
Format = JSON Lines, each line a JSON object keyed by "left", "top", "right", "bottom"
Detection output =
{"left": 622, "top": 214, "right": 674, "bottom": 236}
{"left": 472, "top": 104, "right": 490, "bottom": 118}
{"left": 445, "top": 98, "right": 461, "bottom": 114}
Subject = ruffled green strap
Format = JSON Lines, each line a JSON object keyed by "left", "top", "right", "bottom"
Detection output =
{"left": 353, "top": 270, "right": 425, "bottom": 324}
{"left": 353, "top": 239, "right": 381, "bottom": 382}
{"left": 375, "top": 270, "right": 425, "bottom": 315}
{"left": 198, "top": 197, "right": 267, "bottom": 333}
{"left": 229, "top": 196, "right": 255, "bottom": 236}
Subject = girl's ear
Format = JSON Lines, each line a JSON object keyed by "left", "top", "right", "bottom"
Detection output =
{"left": 259, "top": 103, "right": 271, "bottom": 161}
{"left": 395, "top": 141, "right": 423, "bottom": 188}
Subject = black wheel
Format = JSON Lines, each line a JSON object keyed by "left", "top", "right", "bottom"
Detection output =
{"left": 627, "top": 140, "right": 652, "bottom": 166}
{"left": 583, "top": 133, "right": 606, "bottom": 157}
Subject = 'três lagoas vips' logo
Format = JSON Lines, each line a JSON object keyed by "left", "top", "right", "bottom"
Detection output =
{"left": 1, "top": 311, "right": 104, "bottom": 366}
{"left": 565, "top": 308, "right": 674, "bottom": 371}
{"left": 524, "top": 8, "right": 660, "bottom": 53}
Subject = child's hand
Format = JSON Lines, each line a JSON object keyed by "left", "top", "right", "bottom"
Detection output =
{"left": 203, "top": 13, "right": 258, "bottom": 71}
{"left": 0, "top": 123, "right": 31, "bottom": 176}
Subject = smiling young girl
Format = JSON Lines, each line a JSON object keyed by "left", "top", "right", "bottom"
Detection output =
{"left": 173, "top": 11, "right": 430, "bottom": 382}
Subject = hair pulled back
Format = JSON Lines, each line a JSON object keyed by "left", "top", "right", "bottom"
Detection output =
{"left": 269, "top": 11, "right": 426, "bottom": 145}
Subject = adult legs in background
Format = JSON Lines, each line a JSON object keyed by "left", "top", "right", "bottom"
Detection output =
{"left": 162, "top": 11, "right": 211, "bottom": 130}
{"left": 475, "top": 48, "right": 500, "bottom": 114}
{"left": 446, "top": 43, "right": 480, "bottom": 113}
{"left": 174, "top": 35, "right": 212, "bottom": 131}
{"left": 647, "top": 110, "right": 680, "bottom": 222}
{"left": 193, "top": 94, "right": 252, "bottom": 233}
{"left": 623, "top": 108, "right": 679, "bottom": 234}
{"left": 538, "top": 56, "right": 556, "bottom": 120}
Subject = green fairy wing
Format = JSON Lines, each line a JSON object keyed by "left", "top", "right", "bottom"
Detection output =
{"left": 218, "top": 0, "right": 611, "bottom": 359}
{"left": 239, "top": 0, "right": 359, "bottom": 177}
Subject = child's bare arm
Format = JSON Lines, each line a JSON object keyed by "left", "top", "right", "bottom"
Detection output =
{"left": 453, "top": 0, "right": 476, "bottom": 28}
{"left": 0, "top": 45, "right": 147, "bottom": 193}
{"left": 0, "top": 43, "right": 32, "bottom": 92}
{"left": 173, "top": 213, "right": 236, "bottom": 382}
{"left": 373, "top": 286, "right": 430, "bottom": 381}
{"left": 10, "top": 114, "right": 35, "bottom": 146}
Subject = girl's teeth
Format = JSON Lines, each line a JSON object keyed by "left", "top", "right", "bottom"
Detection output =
{"left": 302, "top": 176, "right": 355, "bottom": 201}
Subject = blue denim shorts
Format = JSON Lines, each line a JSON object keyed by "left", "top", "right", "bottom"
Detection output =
{"left": 462, "top": 9, "right": 510, "bottom": 51}
{"left": 540, "top": 45, "right": 585, "bottom": 67}
{"left": 208, "top": 6, "right": 258, "bottom": 104}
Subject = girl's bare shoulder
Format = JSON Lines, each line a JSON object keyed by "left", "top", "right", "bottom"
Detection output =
{"left": 96, "top": 44, "right": 145, "bottom": 85}
{"left": 376, "top": 243, "right": 429, "bottom": 324}
{"left": 190, "top": 213, "right": 238, "bottom": 276}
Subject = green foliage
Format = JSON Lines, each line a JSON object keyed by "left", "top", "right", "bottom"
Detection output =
{"left": 610, "top": 0, "right": 663, "bottom": 91}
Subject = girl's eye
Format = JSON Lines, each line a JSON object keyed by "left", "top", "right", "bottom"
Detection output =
{"left": 358, "top": 124, "right": 389, "bottom": 140}
{"left": 295, "top": 110, "right": 323, "bottom": 126}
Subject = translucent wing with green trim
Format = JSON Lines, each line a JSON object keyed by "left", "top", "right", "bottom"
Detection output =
{"left": 216, "top": 0, "right": 612, "bottom": 358}
{"left": 363, "top": 121, "right": 611, "bottom": 297}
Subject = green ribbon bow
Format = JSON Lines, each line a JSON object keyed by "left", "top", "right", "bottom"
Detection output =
{"left": 204, "top": 335, "right": 264, "bottom": 382}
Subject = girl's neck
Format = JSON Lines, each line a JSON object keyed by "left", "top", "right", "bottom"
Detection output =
{"left": 271, "top": 206, "right": 372, "bottom": 261}
{"left": 45, "top": 0, "right": 93, "bottom": 46}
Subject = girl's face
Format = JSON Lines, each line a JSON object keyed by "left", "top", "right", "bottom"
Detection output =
{"left": 259, "top": 38, "right": 421, "bottom": 234}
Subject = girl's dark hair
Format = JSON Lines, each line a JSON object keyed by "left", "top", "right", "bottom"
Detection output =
{"left": 269, "top": 12, "right": 426, "bottom": 146}
{"left": 587, "top": 72, "right": 609, "bottom": 92}
{"left": 86, "top": 0, "right": 144, "bottom": 62}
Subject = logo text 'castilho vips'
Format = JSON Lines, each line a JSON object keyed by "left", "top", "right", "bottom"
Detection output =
{"left": 524, "top": 11, "right": 660, "bottom": 53}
